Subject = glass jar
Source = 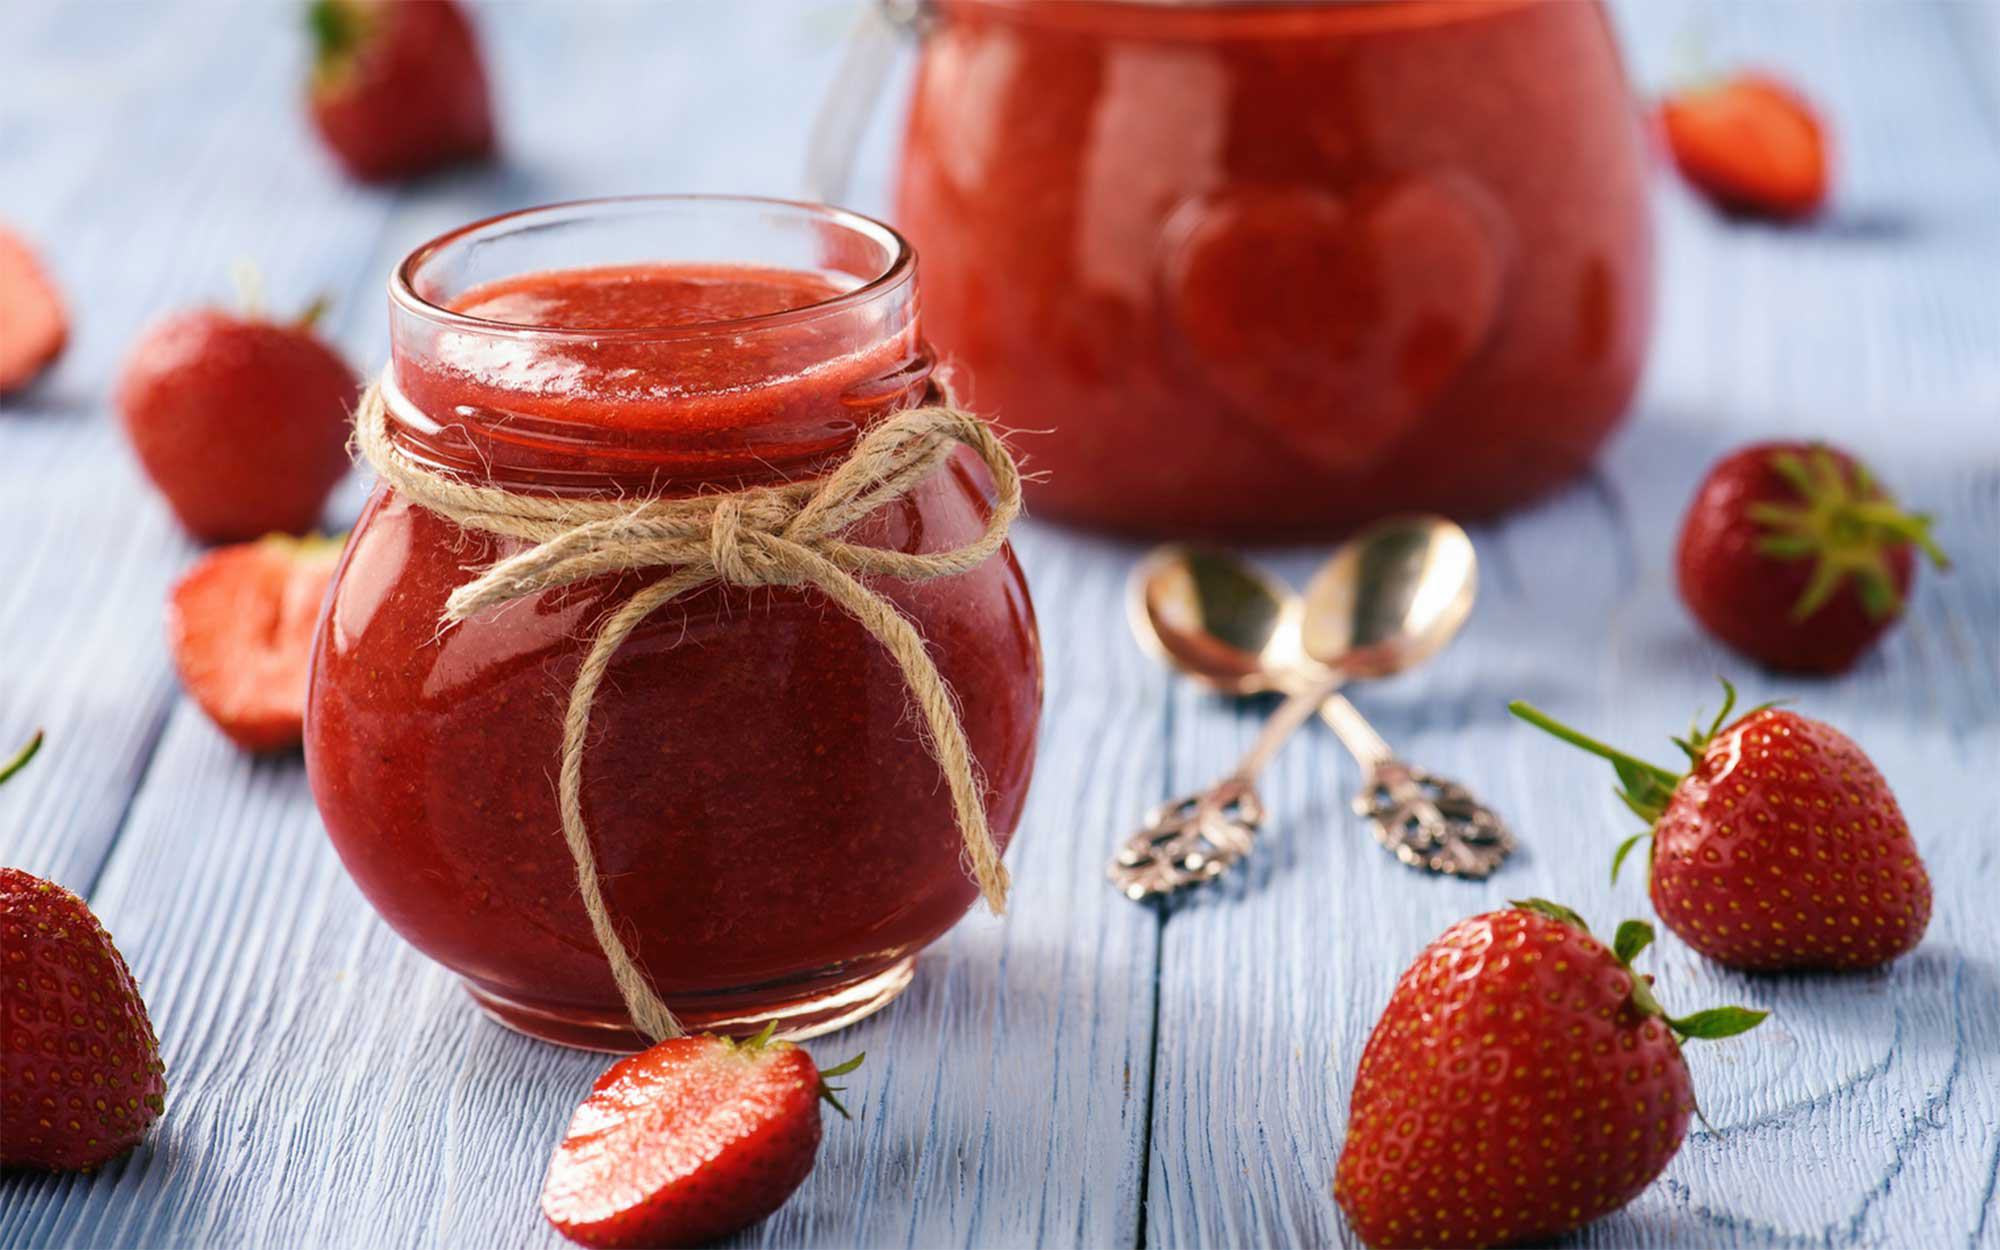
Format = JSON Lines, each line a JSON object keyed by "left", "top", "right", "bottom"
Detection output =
{"left": 891, "top": 0, "right": 1653, "bottom": 539}
{"left": 303, "top": 197, "right": 1043, "bottom": 1049}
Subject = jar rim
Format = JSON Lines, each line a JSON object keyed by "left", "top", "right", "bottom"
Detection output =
{"left": 389, "top": 194, "right": 916, "bottom": 344}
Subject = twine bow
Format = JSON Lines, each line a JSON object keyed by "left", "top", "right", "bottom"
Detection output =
{"left": 354, "top": 375, "right": 1019, "bottom": 1041}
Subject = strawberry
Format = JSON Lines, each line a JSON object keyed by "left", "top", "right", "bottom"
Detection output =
{"left": 307, "top": 0, "right": 496, "bottom": 183}
{"left": 0, "top": 225, "right": 68, "bottom": 394}
{"left": 1510, "top": 683, "right": 1932, "bottom": 971}
{"left": 542, "top": 1026, "right": 861, "bottom": 1249}
{"left": 2, "top": 735, "right": 169, "bottom": 1171}
{"left": 1661, "top": 72, "right": 1829, "bottom": 220}
{"left": 1334, "top": 900, "right": 1764, "bottom": 1250}
{"left": 1677, "top": 441, "right": 1947, "bottom": 674}
{"left": 167, "top": 535, "right": 345, "bottom": 752}
{"left": 118, "top": 299, "right": 356, "bottom": 543}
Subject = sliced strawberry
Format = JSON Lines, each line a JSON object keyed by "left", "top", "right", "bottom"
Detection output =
{"left": 1661, "top": 72, "right": 1829, "bottom": 221}
{"left": 0, "top": 226, "right": 68, "bottom": 394}
{"left": 166, "top": 535, "right": 344, "bottom": 752}
{"left": 543, "top": 1027, "right": 860, "bottom": 1249}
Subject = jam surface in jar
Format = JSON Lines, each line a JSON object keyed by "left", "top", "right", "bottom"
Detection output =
{"left": 896, "top": 0, "right": 1654, "bottom": 539}
{"left": 305, "top": 211, "right": 1042, "bottom": 1049}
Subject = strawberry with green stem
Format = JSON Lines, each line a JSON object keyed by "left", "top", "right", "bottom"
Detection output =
{"left": 2, "top": 732, "right": 168, "bottom": 1170}
{"left": 1334, "top": 899, "right": 1765, "bottom": 1250}
{"left": 1510, "top": 681, "right": 1931, "bottom": 971}
{"left": 308, "top": 0, "right": 495, "bottom": 183}
{"left": 1677, "top": 441, "right": 1948, "bottom": 674}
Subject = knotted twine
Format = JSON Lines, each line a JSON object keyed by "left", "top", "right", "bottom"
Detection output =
{"left": 354, "top": 375, "right": 1019, "bottom": 1042}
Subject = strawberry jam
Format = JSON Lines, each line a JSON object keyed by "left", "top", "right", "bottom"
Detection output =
{"left": 895, "top": 0, "right": 1653, "bottom": 538}
{"left": 303, "top": 199, "right": 1042, "bottom": 1049}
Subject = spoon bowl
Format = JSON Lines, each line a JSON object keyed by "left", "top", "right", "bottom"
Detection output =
{"left": 1300, "top": 515, "right": 1478, "bottom": 679}
{"left": 1129, "top": 545, "right": 1315, "bottom": 696}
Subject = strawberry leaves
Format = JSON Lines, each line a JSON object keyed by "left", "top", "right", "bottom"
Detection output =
{"left": 1664, "top": 1007, "right": 1770, "bottom": 1041}
{"left": 1610, "top": 832, "right": 1652, "bottom": 883}
{"left": 1751, "top": 444, "right": 1949, "bottom": 622}
{"left": 1612, "top": 918, "right": 1655, "bottom": 965}
{"left": 1508, "top": 903, "right": 1770, "bottom": 1047}
{"left": 1510, "top": 897, "right": 1591, "bottom": 932}
{"left": 308, "top": 0, "right": 374, "bottom": 84}
{"left": 723, "top": 1024, "right": 864, "bottom": 1120}
{"left": 1510, "top": 680, "right": 1773, "bottom": 869}
{"left": 817, "top": 1052, "right": 865, "bottom": 1121}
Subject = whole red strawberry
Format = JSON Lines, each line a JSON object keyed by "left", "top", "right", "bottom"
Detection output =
{"left": 169, "top": 534, "right": 345, "bottom": 751}
{"left": 1511, "top": 684, "right": 1931, "bottom": 971}
{"left": 118, "top": 300, "right": 356, "bottom": 543}
{"left": 307, "top": 0, "right": 496, "bottom": 183}
{"left": 542, "top": 1025, "right": 861, "bottom": 1249}
{"left": 1335, "top": 900, "right": 1765, "bottom": 1250}
{"left": 2, "top": 735, "right": 168, "bottom": 1171}
{"left": 1661, "top": 72, "right": 1829, "bottom": 220}
{"left": 1678, "top": 442, "right": 1947, "bottom": 674}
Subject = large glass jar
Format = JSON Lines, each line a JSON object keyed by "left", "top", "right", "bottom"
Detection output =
{"left": 303, "top": 197, "right": 1042, "bottom": 1050}
{"left": 893, "top": 0, "right": 1654, "bottom": 539}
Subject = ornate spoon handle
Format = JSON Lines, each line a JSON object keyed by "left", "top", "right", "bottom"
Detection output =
{"left": 1315, "top": 690, "right": 1514, "bottom": 877}
{"left": 1353, "top": 758, "right": 1513, "bottom": 878}
{"left": 1107, "top": 673, "right": 1336, "bottom": 901}
{"left": 1107, "top": 682, "right": 1514, "bottom": 900}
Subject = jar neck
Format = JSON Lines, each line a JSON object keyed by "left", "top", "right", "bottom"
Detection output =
{"left": 386, "top": 271, "right": 930, "bottom": 496}
{"left": 384, "top": 196, "right": 926, "bottom": 496}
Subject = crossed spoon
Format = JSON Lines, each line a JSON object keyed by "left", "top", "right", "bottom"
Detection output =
{"left": 1107, "top": 514, "right": 1515, "bottom": 900}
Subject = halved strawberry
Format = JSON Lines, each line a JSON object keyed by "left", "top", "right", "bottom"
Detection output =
{"left": 542, "top": 1026, "right": 861, "bottom": 1249}
{"left": 1661, "top": 72, "right": 1829, "bottom": 221}
{"left": 166, "top": 535, "right": 344, "bottom": 752}
{"left": 0, "top": 226, "right": 68, "bottom": 394}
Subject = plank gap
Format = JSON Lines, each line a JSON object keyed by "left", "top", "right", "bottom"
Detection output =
{"left": 78, "top": 694, "right": 179, "bottom": 904}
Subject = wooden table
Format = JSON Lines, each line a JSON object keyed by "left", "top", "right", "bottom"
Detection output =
{"left": 3, "top": 2, "right": 1996, "bottom": 1246}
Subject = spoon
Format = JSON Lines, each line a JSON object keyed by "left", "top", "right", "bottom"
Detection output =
{"left": 1109, "top": 515, "right": 1514, "bottom": 899}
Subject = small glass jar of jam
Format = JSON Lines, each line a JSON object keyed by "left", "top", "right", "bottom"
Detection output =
{"left": 304, "top": 197, "right": 1043, "bottom": 1050}
{"left": 889, "top": 0, "right": 1653, "bottom": 539}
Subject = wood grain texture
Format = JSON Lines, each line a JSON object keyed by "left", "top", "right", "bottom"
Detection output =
{"left": 1, "top": 1, "right": 1996, "bottom": 1248}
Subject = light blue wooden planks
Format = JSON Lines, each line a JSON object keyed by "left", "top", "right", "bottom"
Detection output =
{"left": 2, "top": 1, "right": 1997, "bottom": 1248}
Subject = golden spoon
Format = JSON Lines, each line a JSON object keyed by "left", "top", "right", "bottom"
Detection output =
{"left": 1110, "top": 515, "right": 1514, "bottom": 899}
